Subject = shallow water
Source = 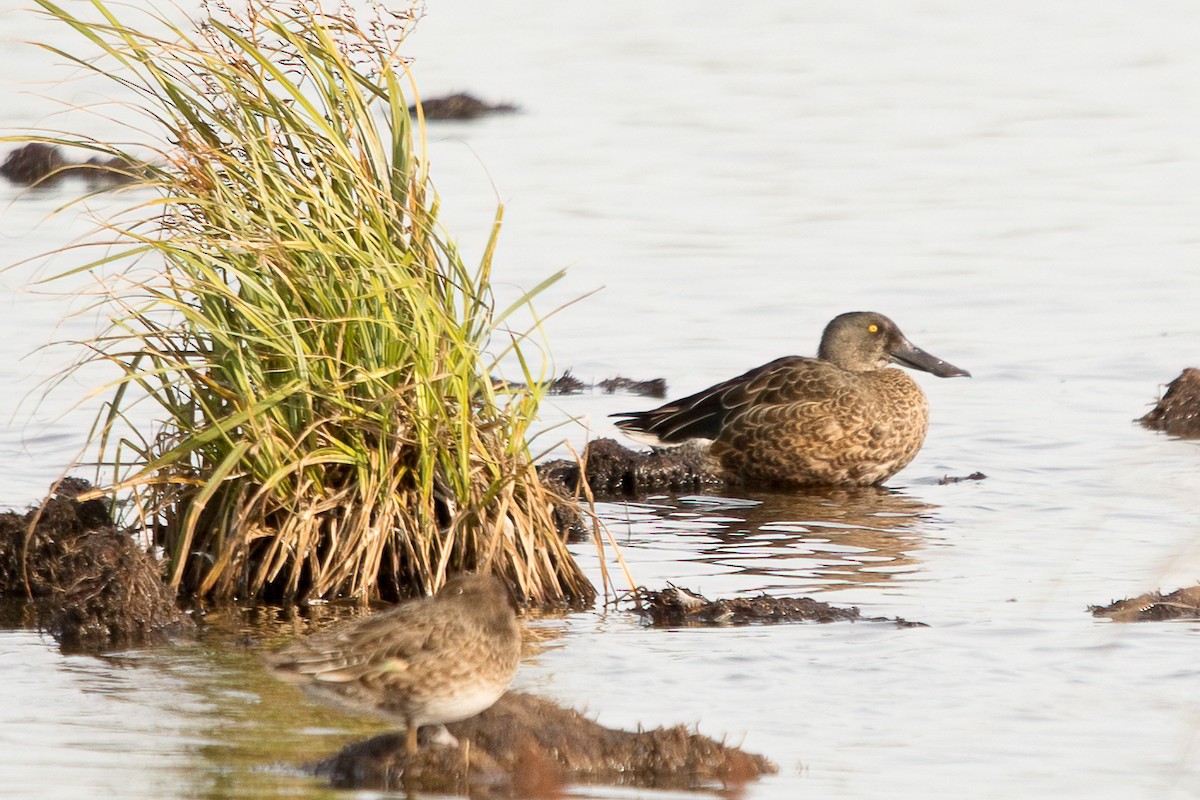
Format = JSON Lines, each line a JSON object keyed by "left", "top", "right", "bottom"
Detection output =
{"left": 3, "top": 1, "right": 1200, "bottom": 798}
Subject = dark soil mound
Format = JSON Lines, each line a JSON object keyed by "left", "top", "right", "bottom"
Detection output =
{"left": 0, "top": 479, "right": 192, "bottom": 651}
{"left": 0, "top": 142, "right": 67, "bottom": 184}
{"left": 547, "top": 370, "right": 586, "bottom": 395}
{"left": 1090, "top": 586, "right": 1200, "bottom": 622}
{"left": 1, "top": 143, "right": 142, "bottom": 188}
{"left": 540, "top": 437, "right": 721, "bottom": 498}
{"left": 638, "top": 584, "right": 926, "bottom": 628}
{"left": 1139, "top": 368, "right": 1200, "bottom": 438}
{"left": 411, "top": 92, "right": 518, "bottom": 120}
{"left": 499, "top": 371, "right": 666, "bottom": 398}
{"left": 598, "top": 376, "right": 667, "bottom": 398}
{"left": 316, "top": 690, "right": 775, "bottom": 795}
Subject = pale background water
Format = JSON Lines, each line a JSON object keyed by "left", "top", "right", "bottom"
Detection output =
{"left": 2, "top": 1, "right": 1200, "bottom": 798}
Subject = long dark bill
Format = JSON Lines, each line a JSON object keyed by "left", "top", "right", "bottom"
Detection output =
{"left": 889, "top": 337, "right": 971, "bottom": 378}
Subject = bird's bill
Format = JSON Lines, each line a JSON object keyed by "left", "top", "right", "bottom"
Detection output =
{"left": 889, "top": 337, "right": 971, "bottom": 378}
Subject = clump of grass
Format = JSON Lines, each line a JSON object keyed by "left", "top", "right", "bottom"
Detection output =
{"left": 28, "top": 0, "right": 594, "bottom": 606}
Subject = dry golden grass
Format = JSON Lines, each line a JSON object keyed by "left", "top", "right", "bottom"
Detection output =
{"left": 24, "top": 0, "right": 593, "bottom": 606}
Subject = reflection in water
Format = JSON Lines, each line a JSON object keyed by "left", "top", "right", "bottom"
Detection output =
{"left": 597, "top": 487, "right": 936, "bottom": 594}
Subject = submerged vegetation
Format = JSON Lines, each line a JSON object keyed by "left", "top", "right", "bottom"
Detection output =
{"left": 26, "top": 0, "right": 592, "bottom": 606}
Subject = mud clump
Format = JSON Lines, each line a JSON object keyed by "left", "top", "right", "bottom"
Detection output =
{"left": 1, "top": 143, "right": 143, "bottom": 188}
{"left": 1090, "top": 586, "right": 1200, "bottom": 622}
{"left": 598, "top": 375, "right": 667, "bottom": 398}
{"left": 540, "top": 437, "right": 721, "bottom": 498}
{"left": 0, "top": 479, "right": 192, "bottom": 651}
{"left": 316, "top": 690, "right": 775, "bottom": 795}
{"left": 498, "top": 371, "right": 666, "bottom": 398}
{"left": 937, "top": 471, "right": 987, "bottom": 485}
{"left": 638, "top": 584, "right": 926, "bottom": 628}
{"left": 410, "top": 92, "right": 518, "bottom": 121}
{"left": 1139, "top": 368, "right": 1200, "bottom": 438}
{"left": 547, "top": 370, "right": 586, "bottom": 395}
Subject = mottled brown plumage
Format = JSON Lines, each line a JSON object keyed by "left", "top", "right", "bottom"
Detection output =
{"left": 268, "top": 573, "right": 521, "bottom": 754}
{"left": 612, "top": 312, "right": 969, "bottom": 487}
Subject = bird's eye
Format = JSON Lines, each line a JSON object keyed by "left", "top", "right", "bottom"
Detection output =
{"left": 867, "top": 324, "right": 879, "bottom": 334}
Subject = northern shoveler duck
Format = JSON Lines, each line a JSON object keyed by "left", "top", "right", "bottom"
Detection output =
{"left": 611, "top": 311, "right": 969, "bottom": 487}
{"left": 268, "top": 573, "right": 521, "bottom": 755}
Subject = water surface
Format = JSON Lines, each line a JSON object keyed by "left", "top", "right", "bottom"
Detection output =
{"left": 3, "top": 1, "right": 1200, "bottom": 798}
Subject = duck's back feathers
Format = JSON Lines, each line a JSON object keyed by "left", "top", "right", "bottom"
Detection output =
{"left": 612, "top": 356, "right": 811, "bottom": 446}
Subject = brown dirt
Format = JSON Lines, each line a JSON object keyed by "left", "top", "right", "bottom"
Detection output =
{"left": 0, "top": 478, "right": 192, "bottom": 652}
{"left": 499, "top": 372, "right": 666, "bottom": 398}
{"left": 1, "top": 143, "right": 142, "bottom": 188}
{"left": 1090, "top": 586, "right": 1200, "bottom": 622}
{"left": 547, "top": 370, "right": 587, "bottom": 395}
{"left": 598, "top": 376, "right": 668, "bottom": 398}
{"left": 637, "top": 584, "right": 926, "bottom": 628}
{"left": 1138, "top": 368, "right": 1200, "bottom": 438}
{"left": 315, "top": 690, "right": 776, "bottom": 796}
{"left": 410, "top": 92, "right": 518, "bottom": 121}
{"left": 540, "top": 437, "right": 722, "bottom": 498}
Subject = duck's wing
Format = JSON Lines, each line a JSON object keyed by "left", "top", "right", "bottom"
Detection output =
{"left": 611, "top": 356, "right": 813, "bottom": 445}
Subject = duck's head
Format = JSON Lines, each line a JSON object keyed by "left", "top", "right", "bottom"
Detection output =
{"left": 818, "top": 311, "right": 970, "bottom": 378}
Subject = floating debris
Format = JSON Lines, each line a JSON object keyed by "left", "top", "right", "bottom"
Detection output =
{"left": 937, "top": 471, "right": 987, "bottom": 485}
{"left": 539, "top": 437, "right": 721, "bottom": 498}
{"left": 0, "top": 479, "right": 193, "bottom": 652}
{"left": 598, "top": 375, "right": 668, "bottom": 398}
{"left": 314, "top": 690, "right": 776, "bottom": 794}
{"left": 1138, "top": 368, "right": 1200, "bottom": 438}
{"left": 1, "top": 142, "right": 143, "bottom": 188}
{"left": 497, "top": 372, "right": 667, "bottom": 398}
{"left": 548, "top": 370, "right": 586, "bottom": 395}
{"left": 637, "top": 584, "right": 926, "bottom": 628}
{"left": 1090, "top": 586, "right": 1200, "bottom": 622}
{"left": 410, "top": 92, "right": 518, "bottom": 120}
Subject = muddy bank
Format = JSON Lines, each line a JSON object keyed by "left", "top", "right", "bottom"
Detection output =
{"left": 637, "top": 584, "right": 926, "bottom": 628}
{"left": 0, "top": 479, "right": 192, "bottom": 651}
{"left": 540, "top": 437, "right": 721, "bottom": 498}
{"left": 498, "top": 371, "right": 667, "bottom": 398}
{"left": 546, "top": 371, "right": 667, "bottom": 398}
{"left": 1090, "top": 586, "right": 1200, "bottom": 622}
{"left": 410, "top": 92, "right": 518, "bottom": 120}
{"left": 1, "top": 142, "right": 143, "bottom": 188}
{"left": 1139, "top": 368, "right": 1200, "bottom": 438}
{"left": 315, "top": 690, "right": 775, "bottom": 796}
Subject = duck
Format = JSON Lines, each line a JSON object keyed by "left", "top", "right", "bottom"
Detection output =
{"left": 611, "top": 311, "right": 969, "bottom": 487}
{"left": 268, "top": 573, "right": 521, "bottom": 755}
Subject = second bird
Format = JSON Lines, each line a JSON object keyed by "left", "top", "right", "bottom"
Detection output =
{"left": 268, "top": 573, "right": 521, "bottom": 755}
{"left": 612, "top": 311, "right": 969, "bottom": 488}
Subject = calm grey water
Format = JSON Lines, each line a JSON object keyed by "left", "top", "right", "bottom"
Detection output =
{"left": 3, "top": 1, "right": 1200, "bottom": 798}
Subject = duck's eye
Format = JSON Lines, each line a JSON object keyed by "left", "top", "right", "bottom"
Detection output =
{"left": 867, "top": 324, "right": 879, "bottom": 334}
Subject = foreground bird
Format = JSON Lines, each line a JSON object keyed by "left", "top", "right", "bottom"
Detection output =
{"left": 612, "top": 311, "right": 969, "bottom": 487}
{"left": 268, "top": 573, "right": 521, "bottom": 755}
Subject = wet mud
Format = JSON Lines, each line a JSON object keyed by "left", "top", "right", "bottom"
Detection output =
{"left": 315, "top": 690, "right": 776, "bottom": 796}
{"left": 410, "top": 92, "right": 518, "bottom": 120}
{"left": 498, "top": 371, "right": 667, "bottom": 398}
{"left": 1, "top": 142, "right": 143, "bottom": 188}
{"left": 0, "top": 479, "right": 192, "bottom": 652}
{"left": 540, "top": 437, "right": 722, "bottom": 498}
{"left": 937, "top": 471, "right": 988, "bottom": 484}
{"left": 1139, "top": 368, "right": 1200, "bottom": 438}
{"left": 637, "top": 584, "right": 925, "bottom": 628}
{"left": 1090, "top": 585, "right": 1200, "bottom": 622}
{"left": 597, "top": 375, "right": 667, "bottom": 398}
